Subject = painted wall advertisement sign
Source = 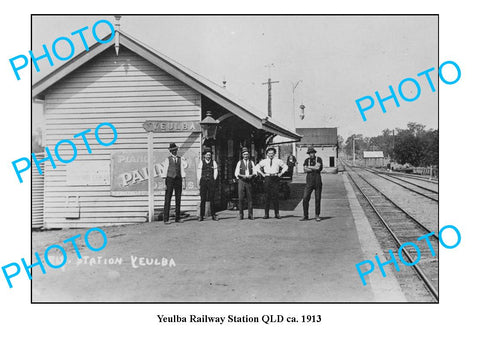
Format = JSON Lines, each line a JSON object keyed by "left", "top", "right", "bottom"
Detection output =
{"left": 111, "top": 150, "right": 199, "bottom": 196}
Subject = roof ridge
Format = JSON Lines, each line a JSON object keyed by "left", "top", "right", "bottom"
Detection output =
{"left": 32, "top": 28, "right": 300, "bottom": 140}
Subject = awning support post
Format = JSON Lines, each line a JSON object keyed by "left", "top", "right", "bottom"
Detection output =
{"left": 147, "top": 131, "right": 154, "bottom": 222}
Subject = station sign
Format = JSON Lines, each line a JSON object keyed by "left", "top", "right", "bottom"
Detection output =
{"left": 142, "top": 120, "right": 201, "bottom": 133}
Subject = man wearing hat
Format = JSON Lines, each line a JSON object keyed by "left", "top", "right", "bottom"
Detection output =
{"left": 197, "top": 147, "right": 219, "bottom": 221}
{"left": 300, "top": 146, "right": 323, "bottom": 222}
{"left": 161, "top": 143, "right": 187, "bottom": 224}
{"left": 257, "top": 147, "right": 288, "bottom": 219}
{"left": 234, "top": 147, "right": 256, "bottom": 220}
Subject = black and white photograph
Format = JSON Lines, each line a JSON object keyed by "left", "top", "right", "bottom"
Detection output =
{"left": 3, "top": 1, "right": 480, "bottom": 347}
{"left": 30, "top": 14, "right": 439, "bottom": 303}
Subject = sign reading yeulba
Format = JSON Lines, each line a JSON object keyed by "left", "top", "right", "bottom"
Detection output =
{"left": 110, "top": 150, "right": 199, "bottom": 196}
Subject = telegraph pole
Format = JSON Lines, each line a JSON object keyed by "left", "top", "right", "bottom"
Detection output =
{"left": 352, "top": 137, "right": 360, "bottom": 166}
{"left": 353, "top": 138, "right": 356, "bottom": 165}
{"left": 262, "top": 64, "right": 279, "bottom": 117}
{"left": 291, "top": 80, "right": 302, "bottom": 174}
{"left": 392, "top": 129, "right": 395, "bottom": 150}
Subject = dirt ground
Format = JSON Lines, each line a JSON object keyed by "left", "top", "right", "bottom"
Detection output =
{"left": 32, "top": 174, "right": 375, "bottom": 302}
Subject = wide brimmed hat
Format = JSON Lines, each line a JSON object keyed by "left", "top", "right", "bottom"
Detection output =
{"left": 168, "top": 142, "right": 178, "bottom": 150}
{"left": 266, "top": 147, "right": 276, "bottom": 154}
{"left": 306, "top": 146, "right": 317, "bottom": 154}
{"left": 241, "top": 147, "right": 249, "bottom": 155}
{"left": 203, "top": 147, "right": 213, "bottom": 154}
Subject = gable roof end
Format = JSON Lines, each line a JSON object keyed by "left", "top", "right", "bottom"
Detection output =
{"left": 32, "top": 30, "right": 301, "bottom": 141}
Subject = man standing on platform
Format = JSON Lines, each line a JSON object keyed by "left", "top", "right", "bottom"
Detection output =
{"left": 300, "top": 146, "right": 323, "bottom": 222}
{"left": 197, "top": 147, "right": 219, "bottom": 221}
{"left": 234, "top": 147, "right": 256, "bottom": 220}
{"left": 257, "top": 147, "right": 287, "bottom": 219}
{"left": 161, "top": 143, "right": 187, "bottom": 224}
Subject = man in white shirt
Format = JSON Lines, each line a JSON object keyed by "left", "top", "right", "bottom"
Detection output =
{"left": 234, "top": 147, "right": 256, "bottom": 220}
{"left": 161, "top": 143, "right": 187, "bottom": 224}
{"left": 197, "top": 147, "right": 219, "bottom": 221}
{"left": 257, "top": 147, "right": 288, "bottom": 219}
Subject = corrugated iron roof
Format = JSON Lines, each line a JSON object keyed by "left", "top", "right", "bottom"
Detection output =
{"left": 295, "top": 128, "right": 338, "bottom": 146}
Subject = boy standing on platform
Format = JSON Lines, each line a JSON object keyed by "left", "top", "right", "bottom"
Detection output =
{"left": 197, "top": 147, "right": 219, "bottom": 221}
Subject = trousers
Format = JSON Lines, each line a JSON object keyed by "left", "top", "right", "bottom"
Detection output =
{"left": 264, "top": 176, "right": 280, "bottom": 215}
{"left": 238, "top": 179, "right": 253, "bottom": 218}
{"left": 200, "top": 178, "right": 216, "bottom": 217}
{"left": 303, "top": 173, "right": 322, "bottom": 218}
{"left": 164, "top": 177, "right": 182, "bottom": 221}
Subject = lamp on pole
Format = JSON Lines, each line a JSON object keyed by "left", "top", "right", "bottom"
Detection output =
{"left": 291, "top": 80, "right": 302, "bottom": 174}
{"left": 199, "top": 111, "right": 219, "bottom": 150}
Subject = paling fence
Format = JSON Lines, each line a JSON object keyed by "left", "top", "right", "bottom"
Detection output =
{"left": 413, "top": 166, "right": 439, "bottom": 179}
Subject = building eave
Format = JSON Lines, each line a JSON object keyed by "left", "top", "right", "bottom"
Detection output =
{"left": 32, "top": 30, "right": 299, "bottom": 141}
{"left": 262, "top": 118, "right": 301, "bottom": 141}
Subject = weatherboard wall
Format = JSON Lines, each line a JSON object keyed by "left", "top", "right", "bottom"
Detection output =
{"left": 42, "top": 46, "right": 202, "bottom": 228}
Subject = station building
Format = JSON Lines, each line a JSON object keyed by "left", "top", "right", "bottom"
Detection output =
{"left": 32, "top": 29, "right": 300, "bottom": 228}
{"left": 295, "top": 128, "right": 338, "bottom": 173}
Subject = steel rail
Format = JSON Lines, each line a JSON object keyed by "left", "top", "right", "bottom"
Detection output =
{"left": 387, "top": 171, "right": 438, "bottom": 184}
{"left": 345, "top": 164, "right": 438, "bottom": 240}
{"left": 346, "top": 169, "right": 439, "bottom": 301}
{"left": 363, "top": 168, "right": 438, "bottom": 201}
{"left": 366, "top": 168, "right": 438, "bottom": 194}
{"left": 341, "top": 160, "right": 437, "bottom": 238}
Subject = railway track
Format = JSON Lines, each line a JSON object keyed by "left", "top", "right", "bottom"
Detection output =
{"left": 367, "top": 167, "right": 439, "bottom": 189}
{"left": 345, "top": 164, "right": 439, "bottom": 301}
{"left": 387, "top": 171, "right": 438, "bottom": 184}
{"left": 364, "top": 168, "right": 439, "bottom": 202}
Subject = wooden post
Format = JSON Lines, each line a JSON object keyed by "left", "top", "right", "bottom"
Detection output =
{"left": 262, "top": 77, "right": 280, "bottom": 117}
{"left": 142, "top": 120, "right": 202, "bottom": 221}
{"left": 147, "top": 131, "right": 154, "bottom": 222}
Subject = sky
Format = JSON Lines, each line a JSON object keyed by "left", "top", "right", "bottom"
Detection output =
{"left": 31, "top": 15, "right": 438, "bottom": 139}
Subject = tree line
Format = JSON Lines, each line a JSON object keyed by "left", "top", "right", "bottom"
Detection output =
{"left": 341, "top": 122, "right": 438, "bottom": 167}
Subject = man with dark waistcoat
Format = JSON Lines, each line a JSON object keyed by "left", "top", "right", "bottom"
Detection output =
{"left": 300, "top": 146, "right": 323, "bottom": 222}
{"left": 234, "top": 147, "right": 256, "bottom": 220}
{"left": 257, "top": 147, "right": 288, "bottom": 219}
{"left": 197, "top": 147, "right": 219, "bottom": 221}
{"left": 161, "top": 143, "right": 187, "bottom": 224}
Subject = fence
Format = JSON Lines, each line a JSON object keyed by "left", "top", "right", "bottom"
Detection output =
{"left": 412, "top": 166, "right": 439, "bottom": 179}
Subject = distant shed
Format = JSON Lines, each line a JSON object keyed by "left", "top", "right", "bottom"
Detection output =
{"left": 363, "top": 151, "right": 385, "bottom": 167}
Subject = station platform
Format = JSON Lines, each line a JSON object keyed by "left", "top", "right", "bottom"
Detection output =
{"left": 32, "top": 173, "right": 406, "bottom": 302}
